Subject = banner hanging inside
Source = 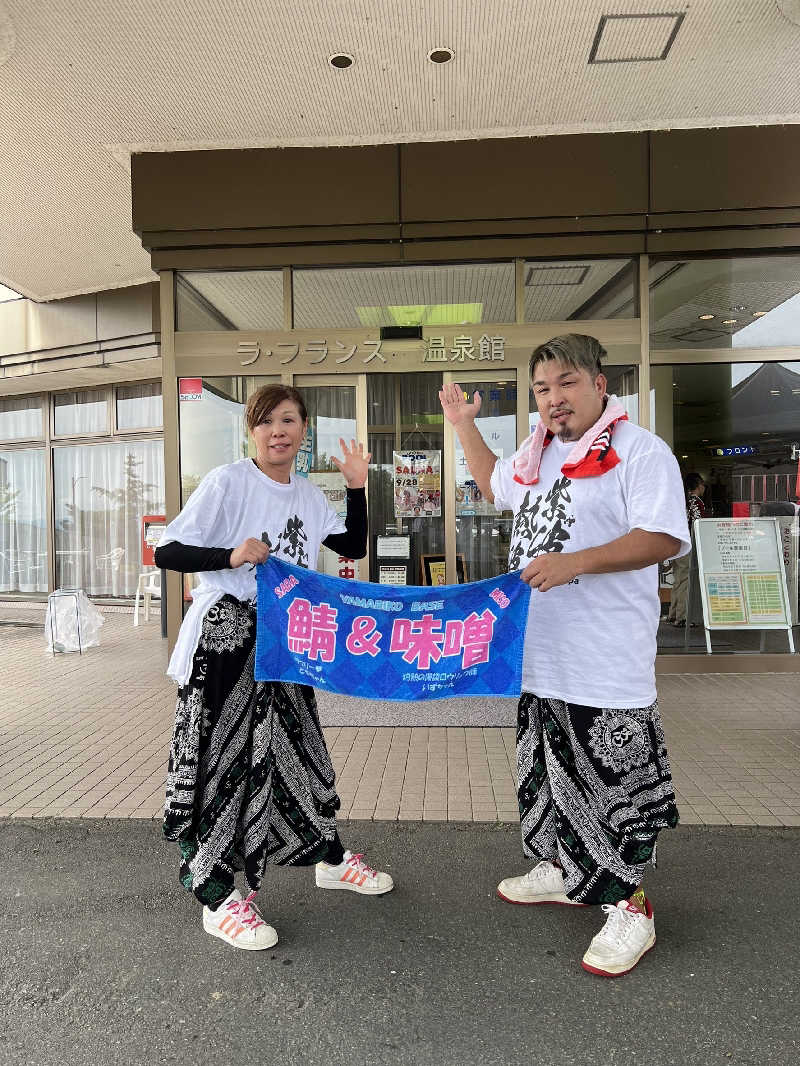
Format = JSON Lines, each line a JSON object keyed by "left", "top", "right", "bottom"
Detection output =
{"left": 255, "top": 557, "right": 530, "bottom": 701}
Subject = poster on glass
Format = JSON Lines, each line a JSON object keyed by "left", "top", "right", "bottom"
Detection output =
{"left": 393, "top": 450, "right": 441, "bottom": 518}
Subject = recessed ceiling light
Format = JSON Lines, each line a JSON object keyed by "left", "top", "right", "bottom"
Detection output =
{"left": 329, "top": 53, "right": 354, "bottom": 69}
{"left": 698, "top": 313, "right": 715, "bottom": 320}
{"left": 752, "top": 311, "right": 767, "bottom": 317}
{"left": 722, "top": 319, "right": 737, "bottom": 325}
{"left": 427, "top": 47, "right": 455, "bottom": 64}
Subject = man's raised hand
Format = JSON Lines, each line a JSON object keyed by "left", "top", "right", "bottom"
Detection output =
{"left": 438, "top": 382, "right": 482, "bottom": 426}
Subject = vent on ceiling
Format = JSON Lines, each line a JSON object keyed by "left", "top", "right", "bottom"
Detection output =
{"left": 588, "top": 12, "right": 686, "bottom": 64}
{"left": 670, "top": 327, "right": 727, "bottom": 343}
{"left": 525, "top": 265, "right": 590, "bottom": 287}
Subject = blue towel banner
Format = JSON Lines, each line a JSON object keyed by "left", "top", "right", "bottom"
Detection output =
{"left": 255, "top": 557, "right": 530, "bottom": 701}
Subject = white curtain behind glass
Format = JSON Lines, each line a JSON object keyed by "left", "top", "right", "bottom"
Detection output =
{"left": 117, "top": 383, "right": 163, "bottom": 430}
{"left": 54, "top": 391, "right": 108, "bottom": 436}
{"left": 53, "top": 440, "right": 164, "bottom": 597}
{"left": 0, "top": 396, "right": 43, "bottom": 441}
{"left": 0, "top": 448, "right": 48, "bottom": 593}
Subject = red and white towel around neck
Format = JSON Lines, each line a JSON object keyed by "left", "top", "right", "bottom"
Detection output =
{"left": 512, "top": 396, "right": 629, "bottom": 486}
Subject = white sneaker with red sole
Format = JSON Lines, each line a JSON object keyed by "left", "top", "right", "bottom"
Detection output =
{"left": 497, "top": 860, "right": 586, "bottom": 906}
{"left": 581, "top": 898, "right": 656, "bottom": 977}
{"left": 315, "top": 851, "right": 394, "bottom": 895}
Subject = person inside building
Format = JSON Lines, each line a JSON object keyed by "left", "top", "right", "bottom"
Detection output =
{"left": 439, "top": 334, "right": 689, "bottom": 977}
{"left": 154, "top": 384, "right": 393, "bottom": 951}
{"left": 666, "top": 472, "right": 706, "bottom": 627}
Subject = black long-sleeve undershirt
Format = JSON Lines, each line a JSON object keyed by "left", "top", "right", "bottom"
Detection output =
{"left": 323, "top": 487, "right": 367, "bottom": 559}
{"left": 154, "top": 487, "right": 367, "bottom": 573}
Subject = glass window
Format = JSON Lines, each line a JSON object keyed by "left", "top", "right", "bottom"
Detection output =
{"left": 176, "top": 375, "right": 277, "bottom": 605}
{"left": 175, "top": 270, "right": 284, "bottom": 331}
{"left": 178, "top": 376, "right": 278, "bottom": 504}
{"left": 53, "top": 440, "right": 165, "bottom": 598}
{"left": 294, "top": 263, "right": 515, "bottom": 329}
{"left": 524, "top": 259, "right": 636, "bottom": 321}
{"left": 367, "top": 373, "right": 446, "bottom": 585}
{"left": 53, "top": 389, "right": 108, "bottom": 436}
{"left": 295, "top": 385, "right": 359, "bottom": 578}
{"left": 116, "top": 382, "right": 163, "bottom": 430}
{"left": 652, "top": 361, "right": 800, "bottom": 512}
{"left": 650, "top": 255, "right": 800, "bottom": 350}
{"left": 0, "top": 448, "right": 48, "bottom": 593}
{"left": 652, "top": 361, "right": 800, "bottom": 655}
{"left": 455, "top": 380, "right": 517, "bottom": 583}
{"left": 0, "top": 394, "right": 44, "bottom": 441}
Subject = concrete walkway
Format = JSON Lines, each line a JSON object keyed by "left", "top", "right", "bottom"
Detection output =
{"left": 2, "top": 607, "right": 800, "bottom": 826}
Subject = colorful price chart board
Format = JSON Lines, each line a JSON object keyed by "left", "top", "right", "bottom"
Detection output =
{"left": 693, "top": 518, "right": 795, "bottom": 653}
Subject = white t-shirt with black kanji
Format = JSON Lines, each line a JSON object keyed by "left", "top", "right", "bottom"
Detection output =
{"left": 161, "top": 458, "right": 345, "bottom": 685}
{"left": 490, "top": 421, "right": 690, "bottom": 708}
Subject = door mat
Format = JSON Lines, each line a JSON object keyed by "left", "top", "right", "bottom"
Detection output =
{"left": 317, "top": 691, "right": 517, "bottom": 728}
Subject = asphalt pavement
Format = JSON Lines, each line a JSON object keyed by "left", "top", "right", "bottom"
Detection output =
{"left": 1, "top": 819, "right": 798, "bottom": 1066}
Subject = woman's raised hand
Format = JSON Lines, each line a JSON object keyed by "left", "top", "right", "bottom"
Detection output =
{"left": 230, "top": 537, "right": 270, "bottom": 569}
{"left": 331, "top": 438, "right": 372, "bottom": 489}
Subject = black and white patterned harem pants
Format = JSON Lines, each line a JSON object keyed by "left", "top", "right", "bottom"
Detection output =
{"left": 516, "top": 692, "right": 679, "bottom": 905}
{"left": 163, "top": 595, "right": 341, "bottom": 907}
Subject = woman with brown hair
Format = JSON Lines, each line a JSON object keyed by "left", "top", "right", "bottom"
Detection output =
{"left": 155, "top": 384, "right": 393, "bottom": 951}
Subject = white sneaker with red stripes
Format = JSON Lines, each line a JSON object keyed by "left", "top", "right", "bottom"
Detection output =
{"left": 202, "top": 888, "right": 278, "bottom": 950}
{"left": 315, "top": 850, "right": 394, "bottom": 895}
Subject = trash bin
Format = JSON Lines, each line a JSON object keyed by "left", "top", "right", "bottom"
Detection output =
{"left": 45, "top": 589, "right": 104, "bottom": 654}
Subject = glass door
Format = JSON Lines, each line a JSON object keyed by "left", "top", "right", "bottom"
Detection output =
{"left": 366, "top": 372, "right": 445, "bottom": 586}
{"left": 294, "top": 377, "right": 361, "bottom": 579}
{"left": 445, "top": 371, "right": 519, "bottom": 583}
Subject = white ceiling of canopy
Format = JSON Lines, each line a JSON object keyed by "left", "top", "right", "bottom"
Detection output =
{"left": 2, "top": 0, "right": 800, "bottom": 302}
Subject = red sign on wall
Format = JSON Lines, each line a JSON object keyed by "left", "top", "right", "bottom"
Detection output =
{"left": 142, "top": 515, "right": 166, "bottom": 566}
{"left": 179, "top": 377, "right": 202, "bottom": 402}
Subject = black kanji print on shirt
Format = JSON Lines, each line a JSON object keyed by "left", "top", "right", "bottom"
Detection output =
{"left": 508, "top": 475, "right": 576, "bottom": 571}
{"left": 275, "top": 514, "right": 310, "bottom": 568}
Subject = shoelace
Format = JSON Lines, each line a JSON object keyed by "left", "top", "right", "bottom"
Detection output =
{"left": 346, "top": 853, "right": 377, "bottom": 878}
{"left": 225, "top": 891, "right": 265, "bottom": 929}
{"left": 595, "top": 904, "right": 638, "bottom": 947}
{"left": 525, "top": 860, "right": 558, "bottom": 884}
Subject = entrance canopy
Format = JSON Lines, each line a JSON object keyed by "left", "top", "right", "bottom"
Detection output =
{"left": 3, "top": 1, "right": 800, "bottom": 300}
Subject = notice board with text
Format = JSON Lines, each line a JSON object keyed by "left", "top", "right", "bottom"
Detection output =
{"left": 693, "top": 518, "right": 795, "bottom": 653}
